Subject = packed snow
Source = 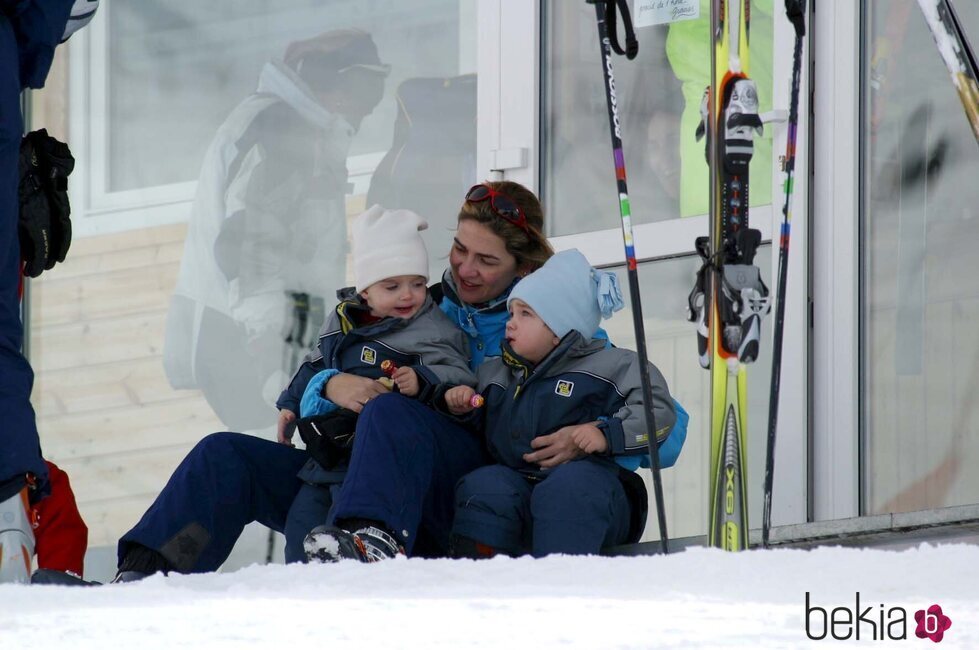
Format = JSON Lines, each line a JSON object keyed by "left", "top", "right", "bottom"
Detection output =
{"left": 2, "top": 544, "right": 977, "bottom": 648}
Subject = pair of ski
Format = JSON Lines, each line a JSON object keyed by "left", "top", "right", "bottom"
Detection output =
{"left": 695, "top": 0, "right": 808, "bottom": 550}
{"left": 684, "top": 0, "right": 807, "bottom": 551}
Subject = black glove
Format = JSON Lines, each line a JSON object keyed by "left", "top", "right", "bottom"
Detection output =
{"left": 296, "top": 409, "right": 360, "bottom": 470}
{"left": 18, "top": 129, "right": 75, "bottom": 278}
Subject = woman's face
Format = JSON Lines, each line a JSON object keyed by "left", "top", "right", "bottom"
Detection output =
{"left": 449, "top": 219, "right": 521, "bottom": 305}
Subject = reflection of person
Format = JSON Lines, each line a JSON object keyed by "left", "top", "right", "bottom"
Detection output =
{"left": 366, "top": 74, "right": 477, "bottom": 275}
{"left": 302, "top": 182, "right": 559, "bottom": 561}
{"left": 276, "top": 205, "right": 476, "bottom": 557}
{"left": 443, "top": 249, "right": 676, "bottom": 557}
{"left": 112, "top": 182, "right": 551, "bottom": 578}
{"left": 0, "top": 0, "right": 95, "bottom": 584}
{"left": 547, "top": 5, "right": 683, "bottom": 234}
{"left": 164, "top": 29, "right": 390, "bottom": 431}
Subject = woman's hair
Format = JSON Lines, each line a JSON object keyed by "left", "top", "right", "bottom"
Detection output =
{"left": 457, "top": 181, "right": 554, "bottom": 272}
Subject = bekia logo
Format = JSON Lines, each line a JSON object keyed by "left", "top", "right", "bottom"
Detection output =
{"left": 360, "top": 347, "right": 377, "bottom": 365}
{"left": 915, "top": 605, "right": 952, "bottom": 643}
{"left": 805, "top": 593, "right": 952, "bottom": 643}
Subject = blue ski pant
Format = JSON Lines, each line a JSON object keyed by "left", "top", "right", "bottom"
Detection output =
{"left": 0, "top": 18, "right": 48, "bottom": 498}
{"left": 118, "top": 432, "right": 333, "bottom": 571}
{"left": 453, "top": 462, "right": 632, "bottom": 557}
{"left": 329, "top": 393, "right": 489, "bottom": 556}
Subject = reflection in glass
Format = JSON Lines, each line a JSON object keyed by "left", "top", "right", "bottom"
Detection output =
{"left": 542, "top": 0, "right": 775, "bottom": 234}
{"left": 165, "top": 29, "right": 390, "bottom": 431}
{"left": 862, "top": 0, "right": 979, "bottom": 514}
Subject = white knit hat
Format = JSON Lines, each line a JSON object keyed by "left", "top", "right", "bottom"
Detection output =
{"left": 353, "top": 204, "right": 430, "bottom": 292}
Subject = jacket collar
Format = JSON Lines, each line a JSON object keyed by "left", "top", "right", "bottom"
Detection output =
{"left": 440, "top": 269, "right": 515, "bottom": 315}
{"left": 501, "top": 332, "right": 605, "bottom": 393}
{"left": 334, "top": 291, "right": 435, "bottom": 336}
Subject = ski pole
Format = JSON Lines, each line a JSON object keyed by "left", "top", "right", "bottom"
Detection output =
{"left": 762, "top": 0, "right": 806, "bottom": 548}
{"left": 915, "top": 0, "right": 979, "bottom": 145}
{"left": 586, "top": 0, "right": 669, "bottom": 554}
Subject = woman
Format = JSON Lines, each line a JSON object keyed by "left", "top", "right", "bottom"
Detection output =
{"left": 114, "top": 181, "right": 552, "bottom": 577}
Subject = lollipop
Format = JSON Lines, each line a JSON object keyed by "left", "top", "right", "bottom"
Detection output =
{"left": 469, "top": 394, "right": 485, "bottom": 408}
{"left": 380, "top": 360, "right": 398, "bottom": 376}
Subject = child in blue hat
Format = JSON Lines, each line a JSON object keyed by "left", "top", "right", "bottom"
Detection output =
{"left": 439, "top": 249, "right": 678, "bottom": 557}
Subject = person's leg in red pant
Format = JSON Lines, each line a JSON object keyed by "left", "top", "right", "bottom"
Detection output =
{"left": 32, "top": 461, "right": 88, "bottom": 577}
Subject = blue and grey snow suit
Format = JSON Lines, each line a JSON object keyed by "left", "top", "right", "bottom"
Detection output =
{"left": 321, "top": 274, "right": 518, "bottom": 556}
{"left": 275, "top": 293, "right": 474, "bottom": 554}
{"left": 447, "top": 333, "right": 676, "bottom": 556}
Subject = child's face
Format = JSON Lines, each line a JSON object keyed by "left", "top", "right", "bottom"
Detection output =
{"left": 360, "top": 275, "right": 428, "bottom": 319}
{"left": 505, "top": 299, "right": 559, "bottom": 364}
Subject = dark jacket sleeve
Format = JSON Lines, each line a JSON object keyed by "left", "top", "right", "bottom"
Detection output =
{"left": 424, "top": 382, "right": 485, "bottom": 433}
{"left": 4, "top": 0, "right": 74, "bottom": 90}
{"left": 598, "top": 353, "right": 676, "bottom": 457}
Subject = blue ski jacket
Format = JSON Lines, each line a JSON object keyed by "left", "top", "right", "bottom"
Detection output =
{"left": 1, "top": 0, "right": 74, "bottom": 492}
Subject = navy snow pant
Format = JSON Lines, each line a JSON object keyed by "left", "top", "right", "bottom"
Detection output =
{"left": 329, "top": 393, "right": 489, "bottom": 556}
{"left": 118, "top": 432, "right": 318, "bottom": 572}
{"left": 453, "top": 461, "right": 632, "bottom": 557}
{"left": 0, "top": 17, "right": 48, "bottom": 500}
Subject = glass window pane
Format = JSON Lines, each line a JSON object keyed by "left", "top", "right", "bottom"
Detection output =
{"left": 541, "top": 0, "right": 776, "bottom": 236}
{"left": 604, "top": 247, "right": 772, "bottom": 540}
{"left": 862, "top": 0, "right": 979, "bottom": 514}
{"left": 107, "top": 1, "right": 472, "bottom": 193}
{"left": 29, "top": 1, "right": 476, "bottom": 577}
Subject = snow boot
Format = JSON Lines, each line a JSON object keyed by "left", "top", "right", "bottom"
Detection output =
{"left": 31, "top": 568, "right": 100, "bottom": 586}
{"left": 111, "top": 570, "right": 153, "bottom": 583}
{"left": 304, "top": 524, "right": 405, "bottom": 563}
{"left": 0, "top": 487, "right": 35, "bottom": 583}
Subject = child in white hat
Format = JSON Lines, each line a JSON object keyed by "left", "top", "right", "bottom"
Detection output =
{"left": 274, "top": 205, "right": 476, "bottom": 558}
{"left": 439, "top": 249, "right": 680, "bottom": 558}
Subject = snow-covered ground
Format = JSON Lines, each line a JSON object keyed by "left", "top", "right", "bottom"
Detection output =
{"left": 2, "top": 544, "right": 977, "bottom": 648}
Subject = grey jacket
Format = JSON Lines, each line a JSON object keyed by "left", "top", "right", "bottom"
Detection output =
{"left": 277, "top": 293, "right": 476, "bottom": 414}
{"left": 446, "top": 333, "right": 675, "bottom": 474}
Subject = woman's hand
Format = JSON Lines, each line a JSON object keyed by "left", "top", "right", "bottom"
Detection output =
{"left": 324, "top": 372, "right": 391, "bottom": 414}
{"left": 522, "top": 422, "right": 606, "bottom": 468}
{"left": 392, "top": 366, "right": 420, "bottom": 397}
{"left": 444, "top": 386, "right": 477, "bottom": 415}
{"left": 277, "top": 409, "right": 297, "bottom": 446}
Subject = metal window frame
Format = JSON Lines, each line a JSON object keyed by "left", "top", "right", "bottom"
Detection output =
{"left": 812, "top": 0, "right": 861, "bottom": 521}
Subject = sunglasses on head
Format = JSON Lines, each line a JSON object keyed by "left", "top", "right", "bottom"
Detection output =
{"left": 465, "top": 184, "right": 530, "bottom": 234}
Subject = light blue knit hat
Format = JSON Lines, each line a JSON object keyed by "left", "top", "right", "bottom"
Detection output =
{"left": 508, "top": 249, "right": 625, "bottom": 338}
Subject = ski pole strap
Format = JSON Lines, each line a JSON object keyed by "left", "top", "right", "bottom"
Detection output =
{"left": 604, "top": 0, "right": 638, "bottom": 60}
{"left": 785, "top": 0, "right": 806, "bottom": 37}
